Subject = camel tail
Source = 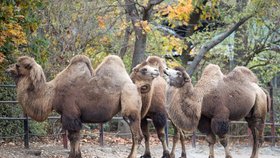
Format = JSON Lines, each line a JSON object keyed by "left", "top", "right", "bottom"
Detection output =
{"left": 70, "top": 55, "right": 94, "bottom": 76}
{"left": 262, "top": 87, "right": 271, "bottom": 112}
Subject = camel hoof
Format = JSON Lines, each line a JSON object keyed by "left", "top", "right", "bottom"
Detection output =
{"left": 225, "top": 155, "right": 232, "bottom": 158}
{"left": 170, "top": 153, "right": 175, "bottom": 158}
{"left": 209, "top": 156, "right": 214, "bottom": 158}
{"left": 140, "top": 155, "right": 151, "bottom": 158}
{"left": 68, "top": 152, "right": 82, "bottom": 158}
{"left": 180, "top": 152, "right": 187, "bottom": 158}
{"left": 162, "top": 151, "right": 171, "bottom": 158}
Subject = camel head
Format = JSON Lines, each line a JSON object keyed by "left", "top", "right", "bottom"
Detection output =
{"left": 163, "top": 66, "right": 191, "bottom": 88}
{"left": 6, "top": 56, "right": 46, "bottom": 87}
{"left": 130, "top": 61, "right": 160, "bottom": 93}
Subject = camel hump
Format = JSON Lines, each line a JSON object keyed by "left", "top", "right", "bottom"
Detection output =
{"left": 97, "top": 55, "right": 125, "bottom": 69}
{"left": 69, "top": 55, "right": 94, "bottom": 76}
{"left": 201, "top": 64, "right": 223, "bottom": 78}
{"left": 226, "top": 66, "right": 258, "bottom": 83}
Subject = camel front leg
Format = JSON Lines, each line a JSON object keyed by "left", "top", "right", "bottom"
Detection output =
{"left": 219, "top": 135, "right": 232, "bottom": 158}
{"left": 68, "top": 130, "right": 81, "bottom": 158}
{"left": 141, "top": 118, "right": 151, "bottom": 158}
{"left": 153, "top": 120, "right": 170, "bottom": 158}
{"left": 179, "top": 129, "right": 186, "bottom": 158}
{"left": 123, "top": 112, "right": 143, "bottom": 158}
{"left": 206, "top": 132, "right": 216, "bottom": 158}
{"left": 170, "top": 125, "right": 186, "bottom": 158}
{"left": 170, "top": 124, "right": 179, "bottom": 158}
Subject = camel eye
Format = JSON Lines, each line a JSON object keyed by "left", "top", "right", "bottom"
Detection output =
{"left": 177, "top": 71, "right": 182, "bottom": 76}
{"left": 141, "top": 68, "right": 147, "bottom": 73}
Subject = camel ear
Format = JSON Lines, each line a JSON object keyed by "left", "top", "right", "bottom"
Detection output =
{"left": 132, "top": 67, "right": 139, "bottom": 72}
{"left": 183, "top": 72, "right": 191, "bottom": 82}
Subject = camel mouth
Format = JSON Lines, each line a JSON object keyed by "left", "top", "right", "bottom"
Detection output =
{"left": 151, "top": 72, "right": 160, "bottom": 78}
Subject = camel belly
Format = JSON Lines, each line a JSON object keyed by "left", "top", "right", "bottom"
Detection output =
{"left": 79, "top": 98, "right": 121, "bottom": 123}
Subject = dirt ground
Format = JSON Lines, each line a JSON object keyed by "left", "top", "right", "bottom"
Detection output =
{"left": 0, "top": 134, "right": 279, "bottom": 158}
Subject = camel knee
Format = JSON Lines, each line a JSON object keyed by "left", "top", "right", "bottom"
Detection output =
{"left": 211, "top": 118, "right": 229, "bottom": 136}
{"left": 206, "top": 134, "right": 216, "bottom": 145}
{"left": 68, "top": 131, "right": 80, "bottom": 142}
{"left": 62, "top": 115, "right": 82, "bottom": 131}
{"left": 219, "top": 136, "right": 228, "bottom": 147}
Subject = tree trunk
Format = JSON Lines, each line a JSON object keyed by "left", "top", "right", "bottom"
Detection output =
{"left": 233, "top": 0, "right": 249, "bottom": 65}
{"left": 119, "top": 26, "right": 131, "bottom": 59}
{"left": 131, "top": 29, "right": 147, "bottom": 68}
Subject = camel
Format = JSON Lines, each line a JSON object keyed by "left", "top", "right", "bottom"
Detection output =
{"left": 6, "top": 55, "right": 143, "bottom": 158}
{"left": 130, "top": 56, "right": 187, "bottom": 158}
{"left": 164, "top": 65, "right": 270, "bottom": 158}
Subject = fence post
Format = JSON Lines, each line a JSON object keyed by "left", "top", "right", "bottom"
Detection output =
{"left": 23, "top": 114, "right": 29, "bottom": 149}
{"left": 62, "top": 130, "right": 68, "bottom": 149}
{"left": 99, "top": 123, "right": 104, "bottom": 146}
{"left": 269, "top": 82, "right": 275, "bottom": 146}
{"left": 192, "top": 132, "right": 196, "bottom": 148}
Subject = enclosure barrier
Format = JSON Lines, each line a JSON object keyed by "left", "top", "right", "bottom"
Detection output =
{"left": 0, "top": 84, "right": 278, "bottom": 149}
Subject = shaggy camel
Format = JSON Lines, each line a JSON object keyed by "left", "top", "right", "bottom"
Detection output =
{"left": 6, "top": 55, "right": 143, "bottom": 158}
{"left": 164, "top": 65, "right": 270, "bottom": 158}
{"left": 130, "top": 56, "right": 187, "bottom": 158}
{"left": 164, "top": 66, "right": 202, "bottom": 158}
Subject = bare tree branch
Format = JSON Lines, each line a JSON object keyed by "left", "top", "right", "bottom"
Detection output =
{"left": 187, "top": 15, "right": 253, "bottom": 76}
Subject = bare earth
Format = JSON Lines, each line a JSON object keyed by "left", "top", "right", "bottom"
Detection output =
{"left": 0, "top": 134, "right": 279, "bottom": 158}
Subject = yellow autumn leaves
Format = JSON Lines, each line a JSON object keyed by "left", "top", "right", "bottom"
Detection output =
{"left": 162, "top": 0, "right": 194, "bottom": 25}
{"left": 0, "top": 23, "right": 27, "bottom": 47}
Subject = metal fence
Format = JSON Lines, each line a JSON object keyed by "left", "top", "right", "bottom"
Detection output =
{"left": 0, "top": 84, "right": 279, "bottom": 149}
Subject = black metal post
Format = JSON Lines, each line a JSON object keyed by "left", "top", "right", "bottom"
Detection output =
{"left": 99, "top": 123, "right": 104, "bottom": 146}
{"left": 62, "top": 130, "right": 68, "bottom": 149}
{"left": 23, "top": 114, "right": 29, "bottom": 149}
{"left": 192, "top": 131, "right": 196, "bottom": 148}
{"left": 269, "top": 82, "right": 275, "bottom": 146}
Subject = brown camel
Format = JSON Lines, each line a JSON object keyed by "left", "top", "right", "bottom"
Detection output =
{"left": 130, "top": 56, "right": 187, "bottom": 158}
{"left": 164, "top": 65, "right": 270, "bottom": 158}
{"left": 6, "top": 55, "right": 143, "bottom": 158}
{"left": 163, "top": 66, "right": 202, "bottom": 158}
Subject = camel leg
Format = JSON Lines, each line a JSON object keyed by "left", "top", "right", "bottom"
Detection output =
{"left": 206, "top": 132, "right": 216, "bottom": 158}
{"left": 170, "top": 124, "right": 179, "bottom": 158}
{"left": 179, "top": 129, "right": 186, "bottom": 158}
{"left": 123, "top": 111, "right": 143, "bottom": 158}
{"left": 219, "top": 135, "right": 232, "bottom": 158}
{"left": 121, "top": 84, "right": 143, "bottom": 158}
{"left": 198, "top": 115, "right": 215, "bottom": 158}
{"left": 152, "top": 113, "right": 170, "bottom": 158}
{"left": 141, "top": 118, "right": 151, "bottom": 158}
{"left": 68, "top": 130, "right": 81, "bottom": 158}
{"left": 211, "top": 117, "right": 231, "bottom": 158}
{"left": 170, "top": 124, "right": 186, "bottom": 158}
{"left": 246, "top": 117, "right": 265, "bottom": 158}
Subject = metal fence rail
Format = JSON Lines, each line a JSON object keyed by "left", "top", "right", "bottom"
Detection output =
{"left": 1, "top": 84, "right": 279, "bottom": 149}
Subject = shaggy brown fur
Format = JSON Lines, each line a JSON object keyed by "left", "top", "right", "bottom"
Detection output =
{"left": 165, "top": 64, "right": 270, "bottom": 158}
{"left": 164, "top": 66, "right": 201, "bottom": 132}
{"left": 6, "top": 55, "right": 143, "bottom": 158}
